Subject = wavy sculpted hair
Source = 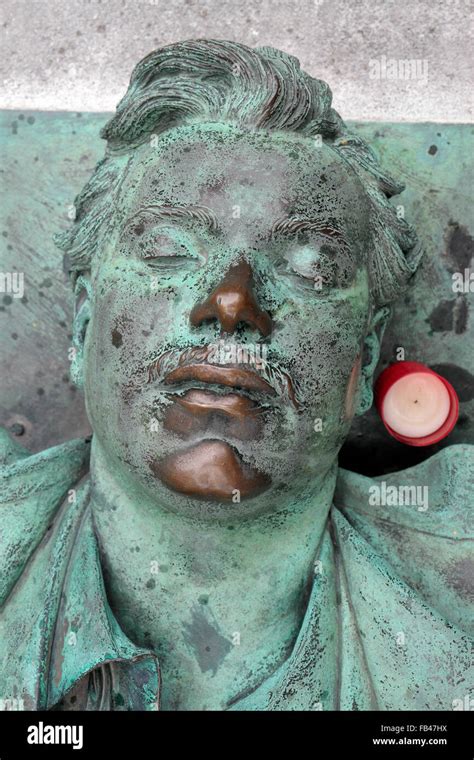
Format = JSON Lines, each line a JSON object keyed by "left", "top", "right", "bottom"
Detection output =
{"left": 55, "top": 39, "right": 423, "bottom": 307}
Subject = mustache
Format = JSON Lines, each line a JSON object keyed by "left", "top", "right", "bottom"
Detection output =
{"left": 144, "top": 344, "right": 302, "bottom": 409}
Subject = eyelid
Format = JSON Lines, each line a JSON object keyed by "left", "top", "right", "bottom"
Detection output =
{"left": 279, "top": 244, "right": 356, "bottom": 290}
{"left": 136, "top": 225, "right": 198, "bottom": 258}
{"left": 283, "top": 258, "right": 335, "bottom": 283}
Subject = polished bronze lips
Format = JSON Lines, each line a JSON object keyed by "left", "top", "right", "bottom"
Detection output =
{"left": 145, "top": 345, "right": 301, "bottom": 409}
{"left": 163, "top": 389, "right": 263, "bottom": 441}
{"left": 174, "top": 389, "right": 261, "bottom": 418}
{"left": 156, "top": 366, "right": 272, "bottom": 498}
{"left": 164, "top": 363, "right": 276, "bottom": 396}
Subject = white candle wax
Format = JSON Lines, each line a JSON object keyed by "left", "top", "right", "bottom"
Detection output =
{"left": 382, "top": 372, "right": 451, "bottom": 438}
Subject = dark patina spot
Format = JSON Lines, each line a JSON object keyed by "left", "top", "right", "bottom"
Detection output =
{"left": 111, "top": 328, "right": 123, "bottom": 348}
{"left": 427, "top": 296, "right": 468, "bottom": 334}
{"left": 445, "top": 558, "right": 474, "bottom": 602}
{"left": 182, "top": 605, "right": 232, "bottom": 675}
{"left": 443, "top": 222, "right": 473, "bottom": 273}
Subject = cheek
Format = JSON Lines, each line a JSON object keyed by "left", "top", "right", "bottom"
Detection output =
{"left": 83, "top": 288, "right": 178, "bottom": 435}
{"left": 275, "top": 305, "right": 365, "bottom": 392}
{"left": 87, "top": 287, "right": 176, "bottom": 376}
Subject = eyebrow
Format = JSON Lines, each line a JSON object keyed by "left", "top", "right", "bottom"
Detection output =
{"left": 127, "top": 205, "right": 348, "bottom": 247}
{"left": 269, "top": 216, "right": 348, "bottom": 245}
{"left": 126, "top": 204, "right": 220, "bottom": 232}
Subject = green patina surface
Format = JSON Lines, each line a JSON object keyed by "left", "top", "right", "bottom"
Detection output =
{"left": 0, "top": 113, "right": 473, "bottom": 470}
{"left": 0, "top": 434, "right": 472, "bottom": 709}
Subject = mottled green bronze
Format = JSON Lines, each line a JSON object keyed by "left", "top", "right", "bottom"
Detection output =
{"left": 0, "top": 40, "right": 472, "bottom": 711}
{"left": 2, "top": 116, "right": 473, "bottom": 463}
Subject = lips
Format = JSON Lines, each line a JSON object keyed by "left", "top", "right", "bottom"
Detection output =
{"left": 163, "top": 389, "right": 263, "bottom": 441}
{"left": 174, "top": 389, "right": 261, "bottom": 418}
{"left": 164, "top": 363, "right": 276, "bottom": 397}
{"left": 150, "top": 360, "right": 276, "bottom": 502}
{"left": 145, "top": 345, "right": 301, "bottom": 409}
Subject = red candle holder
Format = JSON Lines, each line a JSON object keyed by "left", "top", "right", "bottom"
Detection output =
{"left": 374, "top": 361, "right": 459, "bottom": 447}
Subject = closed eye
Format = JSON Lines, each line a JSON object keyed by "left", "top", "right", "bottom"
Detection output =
{"left": 276, "top": 246, "right": 333, "bottom": 290}
{"left": 134, "top": 226, "right": 203, "bottom": 270}
{"left": 283, "top": 247, "right": 334, "bottom": 282}
{"left": 275, "top": 243, "right": 357, "bottom": 294}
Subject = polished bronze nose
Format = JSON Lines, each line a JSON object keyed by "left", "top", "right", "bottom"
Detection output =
{"left": 189, "top": 259, "right": 272, "bottom": 337}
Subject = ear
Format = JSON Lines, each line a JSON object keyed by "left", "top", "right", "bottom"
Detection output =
{"left": 70, "top": 274, "right": 93, "bottom": 389}
{"left": 355, "top": 306, "right": 390, "bottom": 416}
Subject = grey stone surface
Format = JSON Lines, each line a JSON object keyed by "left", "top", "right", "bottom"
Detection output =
{"left": 0, "top": 0, "right": 472, "bottom": 121}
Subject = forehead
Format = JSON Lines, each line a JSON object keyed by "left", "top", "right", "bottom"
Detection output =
{"left": 119, "top": 123, "right": 371, "bottom": 244}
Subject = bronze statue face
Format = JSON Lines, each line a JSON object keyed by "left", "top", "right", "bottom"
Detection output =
{"left": 82, "top": 122, "right": 374, "bottom": 519}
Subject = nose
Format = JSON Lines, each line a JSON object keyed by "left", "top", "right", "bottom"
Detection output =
{"left": 190, "top": 259, "right": 272, "bottom": 338}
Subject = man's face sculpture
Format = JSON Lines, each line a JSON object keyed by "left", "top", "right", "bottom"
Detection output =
{"left": 81, "top": 122, "right": 376, "bottom": 519}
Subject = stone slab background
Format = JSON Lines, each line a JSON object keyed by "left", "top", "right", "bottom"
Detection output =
{"left": 0, "top": 0, "right": 473, "bottom": 121}
{"left": 0, "top": 111, "right": 472, "bottom": 474}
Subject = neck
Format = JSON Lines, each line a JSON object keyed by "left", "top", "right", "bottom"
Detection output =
{"left": 89, "top": 437, "right": 337, "bottom": 709}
